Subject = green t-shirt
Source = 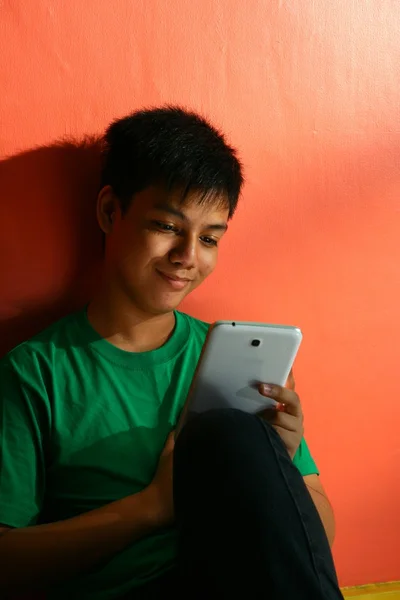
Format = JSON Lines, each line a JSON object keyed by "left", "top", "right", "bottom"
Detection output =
{"left": 0, "top": 308, "right": 318, "bottom": 599}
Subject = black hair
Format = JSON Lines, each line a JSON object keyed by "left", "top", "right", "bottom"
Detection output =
{"left": 101, "top": 106, "right": 243, "bottom": 218}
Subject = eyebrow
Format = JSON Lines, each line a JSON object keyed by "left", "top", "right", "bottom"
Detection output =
{"left": 153, "top": 202, "right": 228, "bottom": 232}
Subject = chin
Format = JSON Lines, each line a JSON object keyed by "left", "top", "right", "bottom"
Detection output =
{"left": 148, "top": 292, "right": 188, "bottom": 315}
{"left": 155, "top": 300, "right": 183, "bottom": 314}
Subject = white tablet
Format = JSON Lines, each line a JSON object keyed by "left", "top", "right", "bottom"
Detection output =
{"left": 176, "top": 321, "right": 302, "bottom": 436}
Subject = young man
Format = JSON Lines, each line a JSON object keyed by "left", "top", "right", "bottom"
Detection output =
{"left": 0, "top": 107, "right": 344, "bottom": 599}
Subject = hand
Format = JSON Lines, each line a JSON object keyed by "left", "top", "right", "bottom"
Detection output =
{"left": 144, "top": 432, "right": 175, "bottom": 527}
{"left": 258, "top": 371, "right": 304, "bottom": 459}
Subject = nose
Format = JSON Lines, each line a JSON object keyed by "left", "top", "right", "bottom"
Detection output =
{"left": 169, "top": 234, "right": 197, "bottom": 269}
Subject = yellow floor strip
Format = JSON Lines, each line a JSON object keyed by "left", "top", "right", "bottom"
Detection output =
{"left": 343, "top": 581, "right": 400, "bottom": 599}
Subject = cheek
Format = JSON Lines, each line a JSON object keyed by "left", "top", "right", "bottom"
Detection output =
{"left": 198, "top": 250, "right": 218, "bottom": 278}
{"left": 116, "top": 231, "right": 160, "bottom": 266}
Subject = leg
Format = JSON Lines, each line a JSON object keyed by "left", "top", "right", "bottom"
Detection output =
{"left": 121, "top": 569, "right": 178, "bottom": 599}
{"left": 174, "top": 409, "right": 344, "bottom": 599}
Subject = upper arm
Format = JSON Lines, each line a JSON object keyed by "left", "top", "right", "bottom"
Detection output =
{"left": 288, "top": 370, "right": 335, "bottom": 544}
{"left": 0, "top": 359, "right": 47, "bottom": 528}
{"left": 303, "top": 474, "right": 336, "bottom": 546}
{"left": 303, "top": 474, "right": 328, "bottom": 497}
{"left": 292, "top": 438, "right": 319, "bottom": 476}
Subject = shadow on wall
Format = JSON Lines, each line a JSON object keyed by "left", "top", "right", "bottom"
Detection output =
{"left": 0, "top": 138, "right": 104, "bottom": 357}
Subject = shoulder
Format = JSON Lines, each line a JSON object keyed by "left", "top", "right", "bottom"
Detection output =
{"left": 1, "top": 309, "right": 84, "bottom": 374}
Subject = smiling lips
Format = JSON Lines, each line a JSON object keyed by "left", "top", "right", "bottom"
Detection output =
{"left": 156, "top": 270, "right": 193, "bottom": 290}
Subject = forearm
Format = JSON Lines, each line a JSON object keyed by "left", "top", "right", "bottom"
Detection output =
{"left": 306, "top": 484, "right": 336, "bottom": 546}
{"left": 0, "top": 486, "right": 163, "bottom": 594}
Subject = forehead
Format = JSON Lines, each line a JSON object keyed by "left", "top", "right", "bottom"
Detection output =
{"left": 129, "top": 186, "right": 230, "bottom": 221}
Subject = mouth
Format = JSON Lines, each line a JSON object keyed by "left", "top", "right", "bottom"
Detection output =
{"left": 156, "top": 270, "right": 192, "bottom": 290}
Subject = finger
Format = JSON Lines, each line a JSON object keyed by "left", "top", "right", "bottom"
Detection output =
{"left": 258, "top": 383, "right": 301, "bottom": 417}
{"left": 162, "top": 432, "right": 175, "bottom": 454}
{"left": 285, "top": 369, "right": 296, "bottom": 391}
{"left": 260, "top": 410, "right": 300, "bottom": 433}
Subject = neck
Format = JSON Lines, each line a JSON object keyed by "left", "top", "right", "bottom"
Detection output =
{"left": 87, "top": 281, "right": 176, "bottom": 353}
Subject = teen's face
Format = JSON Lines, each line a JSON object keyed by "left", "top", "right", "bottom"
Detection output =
{"left": 98, "top": 186, "right": 229, "bottom": 315}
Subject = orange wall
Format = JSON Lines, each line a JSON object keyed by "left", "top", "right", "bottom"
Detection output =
{"left": 1, "top": 0, "right": 399, "bottom": 587}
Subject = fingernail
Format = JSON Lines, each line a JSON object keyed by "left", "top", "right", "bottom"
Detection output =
{"left": 262, "top": 384, "right": 273, "bottom": 394}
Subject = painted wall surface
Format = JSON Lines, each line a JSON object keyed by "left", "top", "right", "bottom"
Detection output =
{"left": 1, "top": 0, "right": 399, "bottom": 587}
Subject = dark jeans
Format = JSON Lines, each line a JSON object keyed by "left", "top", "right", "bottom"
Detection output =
{"left": 128, "top": 409, "right": 344, "bottom": 599}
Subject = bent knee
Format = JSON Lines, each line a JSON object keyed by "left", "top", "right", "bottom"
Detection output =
{"left": 176, "top": 408, "right": 268, "bottom": 452}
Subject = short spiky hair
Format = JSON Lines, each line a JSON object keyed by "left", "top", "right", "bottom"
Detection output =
{"left": 101, "top": 106, "right": 243, "bottom": 218}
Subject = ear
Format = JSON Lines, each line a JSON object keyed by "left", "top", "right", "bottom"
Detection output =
{"left": 97, "top": 185, "right": 120, "bottom": 234}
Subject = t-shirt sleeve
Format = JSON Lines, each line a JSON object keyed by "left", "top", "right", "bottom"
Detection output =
{"left": 292, "top": 437, "right": 319, "bottom": 476}
{"left": 0, "top": 358, "right": 48, "bottom": 528}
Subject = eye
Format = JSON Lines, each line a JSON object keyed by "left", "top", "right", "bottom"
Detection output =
{"left": 153, "top": 221, "right": 178, "bottom": 233}
{"left": 200, "top": 236, "right": 218, "bottom": 247}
